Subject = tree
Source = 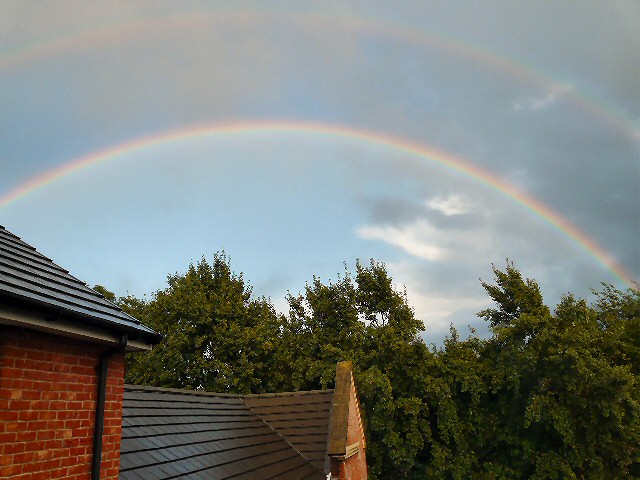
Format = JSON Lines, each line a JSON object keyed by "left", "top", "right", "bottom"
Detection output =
{"left": 116, "top": 256, "right": 639, "bottom": 478}
{"left": 455, "top": 264, "right": 640, "bottom": 479}
{"left": 93, "top": 284, "right": 116, "bottom": 302}
{"left": 283, "top": 260, "right": 434, "bottom": 479}
{"left": 122, "top": 253, "right": 286, "bottom": 394}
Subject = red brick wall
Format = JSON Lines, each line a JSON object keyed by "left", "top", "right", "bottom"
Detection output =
{"left": 0, "top": 326, "right": 124, "bottom": 480}
{"left": 330, "top": 370, "right": 368, "bottom": 480}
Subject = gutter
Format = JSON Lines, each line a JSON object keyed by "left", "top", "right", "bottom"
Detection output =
{"left": 0, "top": 301, "right": 160, "bottom": 351}
{"left": 91, "top": 334, "right": 128, "bottom": 480}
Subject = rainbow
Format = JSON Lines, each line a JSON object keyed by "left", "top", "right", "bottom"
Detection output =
{"left": 2, "top": 10, "right": 638, "bottom": 142}
{"left": 0, "top": 120, "right": 635, "bottom": 286}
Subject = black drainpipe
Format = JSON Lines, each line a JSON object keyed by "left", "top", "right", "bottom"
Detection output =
{"left": 92, "top": 334, "right": 128, "bottom": 480}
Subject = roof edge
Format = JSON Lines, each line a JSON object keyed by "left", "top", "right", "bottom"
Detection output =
{"left": 123, "top": 384, "right": 243, "bottom": 398}
{"left": 243, "top": 388, "right": 333, "bottom": 398}
{"left": 0, "top": 303, "right": 152, "bottom": 352}
{"left": 123, "top": 383, "right": 335, "bottom": 399}
{"left": 0, "top": 225, "right": 161, "bottom": 346}
{"left": 0, "top": 291, "right": 162, "bottom": 345}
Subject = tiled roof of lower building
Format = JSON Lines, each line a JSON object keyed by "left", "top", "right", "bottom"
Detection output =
{"left": 120, "top": 385, "right": 329, "bottom": 480}
{"left": 244, "top": 390, "right": 333, "bottom": 473}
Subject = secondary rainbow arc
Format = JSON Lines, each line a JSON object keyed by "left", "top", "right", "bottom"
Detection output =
{"left": 0, "top": 120, "right": 634, "bottom": 286}
{"left": 2, "top": 11, "right": 637, "bottom": 142}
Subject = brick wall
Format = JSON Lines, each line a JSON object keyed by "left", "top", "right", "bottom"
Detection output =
{"left": 0, "top": 326, "right": 124, "bottom": 480}
{"left": 342, "top": 372, "right": 367, "bottom": 480}
{"left": 330, "top": 368, "right": 367, "bottom": 480}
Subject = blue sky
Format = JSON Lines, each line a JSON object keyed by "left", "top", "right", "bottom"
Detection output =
{"left": 1, "top": 1, "right": 638, "bottom": 344}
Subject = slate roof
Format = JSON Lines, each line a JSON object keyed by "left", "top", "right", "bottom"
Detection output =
{"left": 120, "top": 385, "right": 333, "bottom": 480}
{"left": 0, "top": 225, "right": 160, "bottom": 344}
{"left": 244, "top": 391, "right": 333, "bottom": 472}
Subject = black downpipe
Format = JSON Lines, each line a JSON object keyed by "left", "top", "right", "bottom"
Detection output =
{"left": 92, "top": 335, "right": 128, "bottom": 480}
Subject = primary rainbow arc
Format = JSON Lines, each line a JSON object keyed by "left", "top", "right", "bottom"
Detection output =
{"left": 0, "top": 120, "right": 634, "bottom": 286}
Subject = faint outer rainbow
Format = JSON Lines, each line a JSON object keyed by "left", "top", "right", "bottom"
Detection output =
{"left": 2, "top": 11, "right": 638, "bottom": 142}
{"left": 0, "top": 120, "right": 634, "bottom": 286}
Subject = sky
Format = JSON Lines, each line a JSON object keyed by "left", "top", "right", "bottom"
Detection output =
{"left": 1, "top": 1, "right": 638, "bottom": 344}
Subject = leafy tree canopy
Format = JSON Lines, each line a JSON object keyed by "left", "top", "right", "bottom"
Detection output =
{"left": 122, "top": 253, "right": 285, "bottom": 393}
{"left": 111, "top": 256, "right": 639, "bottom": 479}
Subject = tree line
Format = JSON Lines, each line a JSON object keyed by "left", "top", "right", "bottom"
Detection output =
{"left": 98, "top": 254, "right": 639, "bottom": 479}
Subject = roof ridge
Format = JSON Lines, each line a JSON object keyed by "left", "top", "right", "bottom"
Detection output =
{"left": 123, "top": 383, "right": 334, "bottom": 398}
{"left": 243, "top": 388, "right": 333, "bottom": 398}
{"left": 123, "top": 384, "right": 242, "bottom": 398}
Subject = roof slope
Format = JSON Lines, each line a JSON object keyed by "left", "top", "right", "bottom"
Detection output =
{"left": 244, "top": 390, "right": 333, "bottom": 473}
{"left": 0, "top": 225, "right": 159, "bottom": 343}
{"left": 120, "top": 386, "right": 327, "bottom": 480}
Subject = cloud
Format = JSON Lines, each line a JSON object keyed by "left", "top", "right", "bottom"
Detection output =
{"left": 426, "top": 195, "right": 472, "bottom": 216}
{"left": 356, "top": 220, "right": 445, "bottom": 261}
{"left": 381, "top": 259, "right": 491, "bottom": 341}
{"left": 512, "top": 82, "right": 574, "bottom": 112}
{"left": 408, "top": 289, "right": 490, "bottom": 334}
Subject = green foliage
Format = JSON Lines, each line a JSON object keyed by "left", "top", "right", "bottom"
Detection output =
{"left": 284, "top": 260, "right": 432, "bottom": 479}
{"left": 115, "top": 256, "right": 639, "bottom": 479}
{"left": 122, "top": 253, "right": 285, "bottom": 393}
{"left": 441, "top": 266, "right": 640, "bottom": 479}
{"left": 93, "top": 284, "right": 117, "bottom": 302}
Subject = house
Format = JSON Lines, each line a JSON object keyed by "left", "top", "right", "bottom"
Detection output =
{"left": 0, "top": 225, "right": 367, "bottom": 479}
{"left": 0, "top": 225, "right": 161, "bottom": 480}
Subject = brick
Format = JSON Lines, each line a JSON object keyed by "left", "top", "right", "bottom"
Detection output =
{"left": 26, "top": 420, "right": 50, "bottom": 431}
{"left": 4, "top": 421, "right": 21, "bottom": 432}
{"left": 0, "top": 463, "right": 23, "bottom": 476}
{"left": 9, "top": 399, "right": 30, "bottom": 410}
{"left": 0, "top": 432, "right": 17, "bottom": 444}
{"left": 37, "top": 410, "right": 57, "bottom": 420}
{"left": 11, "top": 378, "right": 33, "bottom": 389}
{"left": 21, "top": 389, "right": 41, "bottom": 400}
{"left": 15, "top": 430, "right": 37, "bottom": 442}
{"left": 36, "top": 430, "right": 56, "bottom": 441}
{"left": 41, "top": 390, "right": 59, "bottom": 400}
{"left": 64, "top": 419, "right": 82, "bottom": 429}
{"left": 0, "top": 409, "right": 19, "bottom": 421}
{"left": 31, "top": 380, "right": 49, "bottom": 391}
{"left": 18, "top": 409, "right": 39, "bottom": 421}
{"left": 12, "top": 450, "right": 37, "bottom": 464}
{"left": 1, "top": 346, "right": 25, "bottom": 358}
{"left": 49, "top": 400, "right": 67, "bottom": 410}
{"left": 39, "top": 457, "right": 62, "bottom": 470}
{"left": 4, "top": 442, "right": 26, "bottom": 455}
